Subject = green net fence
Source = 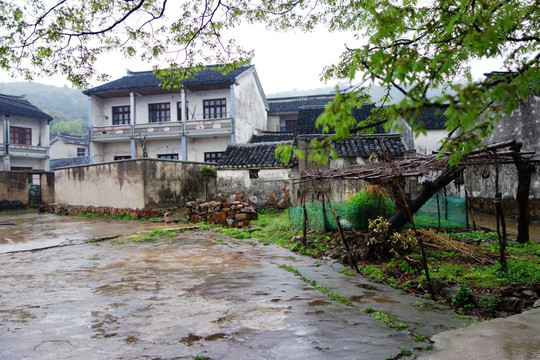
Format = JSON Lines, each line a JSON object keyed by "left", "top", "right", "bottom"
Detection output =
{"left": 289, "top": 193, "right": 468, "bottom": 232}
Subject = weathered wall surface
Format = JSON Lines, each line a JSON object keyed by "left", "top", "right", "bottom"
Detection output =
{"left": 0, "top": 172, "right": 29, "bottom": 203}
{"left": 476, "top": 95, "right": 540, "bottom": 200}
{"left": 0, "top": 171, "right": 54, "bottom": 205}
{"left": 142, "top": 160, "right": 216, "bottom": 208}
{"left": 54, "top": 159, "right": 215, "bottom": 209}
{"left": 55, "top": 161, "right": 146, "bottom": 208}
{"left": 217, "top": 168, "right": 292, "bottom": 208}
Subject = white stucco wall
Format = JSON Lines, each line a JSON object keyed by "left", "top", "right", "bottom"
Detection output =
{"left": 414, "top": 129, "right": 447, "bottom": 155}
{"left": 92, "top": 141, "right": 131, "bottom": 163}
{"left": 186, "top": 136, "right": 230, "bottom": 162}
{"left": 233, "top": 68, "right": 268, "bottom": 143}
{"left": 267, "top": 115, "right": 280, "bottom": 132}
{"left": 49, "top": 141, "right": 86, "bottom": 159}
{"left": 55, "top": 162, "right": 145, "bottom": 209}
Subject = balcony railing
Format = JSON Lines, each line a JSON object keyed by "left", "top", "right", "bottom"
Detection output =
{"left": 92, "top": 116, "right": 233, "bottom": 140}
{"left": 4, "top": 144, "right": 48, "bottom": 158}
{"left": 134, "top": 122, "right": 183, "bottom": 138}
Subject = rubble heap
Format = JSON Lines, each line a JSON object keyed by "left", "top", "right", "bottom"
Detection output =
{"left": 185, "top": 199, "right": 257, "bottom": 227}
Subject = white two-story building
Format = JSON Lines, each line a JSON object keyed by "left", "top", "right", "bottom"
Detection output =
{"left": 0, "top": 93, "right": 52, "bottom": 171}
{"left": 84, "top": 65, "right": 268, "bottom": 164}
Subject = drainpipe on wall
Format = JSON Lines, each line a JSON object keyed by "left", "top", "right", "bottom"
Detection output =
{"left": 4, "top": 114, "right": 10, "bottom": 170}
{"left": 87, "top": 96, "right": 93, "bottom": 164}
{"left": 230, "top": 85, "right": 236, "bottom": 144}
{"left": 181, "top": 88, "right": 187, "bottom": 160}
{"left": 44, "top": 118, "right": 50, "bottom": 171}
{"left": 130, "top": 91, "right": 136, "bottom": 158}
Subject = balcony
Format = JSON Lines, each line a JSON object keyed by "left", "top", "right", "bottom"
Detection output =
{"left": 134, "top": 122, "right": 183, "bottom": 138}
{"left": 184, "top": 118, "right": 232, "bottom": 136}
{"left": 7, "top": 144, "right": 48, "bottom": 158}
{"left": 92, "top": 125, "right": 132, "bottom": 141}
{"left": 92, "top": 117, "right": 233, "bottom": 141}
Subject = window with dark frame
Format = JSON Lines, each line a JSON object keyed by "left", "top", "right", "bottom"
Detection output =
{"left": 112, "top": 106, "right": 130, "bottom": 125}
{"left": 77, "top": 147, "right": 86, "bottom": 157}
{"left": 10, "top": 126, "right": 32, "bottom": 145}
{"left": 203, "top": 98, "right": 226, "bottom": 119}
{"left": 114, "top": 155, "right": 131, "bottom": 161}
{"left": 285, "top": 120, "right": 296, "bottom": 132}
{"left": 204, "top": 152, "right": 224, "bottom": 163}
{"left": 149, "top": 103, "right": 171, "bottom": 122}
{"left": 158, "top": 154, "right": 179, "bottom": 160}
{"left": 249, "top": 169, "right": 259, "bottom": 179}
{"left": 176, "top": 102, "right": 189, "bottom": 121}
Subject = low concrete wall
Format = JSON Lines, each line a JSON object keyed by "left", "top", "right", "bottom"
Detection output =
{"left": 54, "top": 159, "right": 216, "bottom": 209}
{"left": 0, "top": 172, "right": 28, "bottom": 203}
{"left": 217, "top": 168, "right": 294, "bottom": 209}
{"left": 0, "top": 171, "right": 54, "bottom": 206}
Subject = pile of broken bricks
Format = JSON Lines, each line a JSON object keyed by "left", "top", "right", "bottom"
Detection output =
{"left": 185, "top": 199, "right": 257, "bottom": 228}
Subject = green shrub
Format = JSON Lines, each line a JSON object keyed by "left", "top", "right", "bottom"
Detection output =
{"left": 451, "top": 286, "right": 474, "bottom": 308}
{"left": 200, "top": 166, "right": 217, "bottom": 178}
{"left": 344, "top": 191, "right": 394, "bottom": 230}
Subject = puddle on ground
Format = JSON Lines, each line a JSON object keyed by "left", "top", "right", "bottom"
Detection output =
{"left": 349, "top": 292, "right": 399, "bottom": 304}
{"left": 0, "top": 213, "right": 185, "bottom": 253}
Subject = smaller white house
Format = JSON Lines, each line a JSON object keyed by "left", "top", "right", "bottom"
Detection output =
{"left": 49, "top": 132, "right": 89, "bottom": 159}
{"left": 0, "top": 93, "right": 52, "bottom": 171}
{"left": 411, "top": 107, "right": 448, "bottom": 155}
{"left": 217, "top": 134, "right": 296, "bottom": 208}
{"left": 267, "top": 94, "right": 335, "bottom": 132}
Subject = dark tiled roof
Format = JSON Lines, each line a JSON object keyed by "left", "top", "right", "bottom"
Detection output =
{"left": 0, "top": 93, "right": 52, "bottom": 121}
{"left": 50, "top": 132, "right": 89, "bottom": 146}
{"left": 296, "top": 105, "right": 380, "bottom": 135}
{"left": 217, "top": 142, "right": 295, "bottom": 169}
{"left": 50, "top": 156, "right": 90, "bottom": 170}
{"left": 332, "top": 135, "right": 406, "bottom": 158}
{"left": 412, "top": 107, "right": 447, "bottom": 130}
{"left": 84, "top": 65, "right": 253, "bottom": 95}
{"left": 249, "top": 132, "right": 295, "bottom": 143}
{"left": 268, "top": 94, "right": 335, "bottom": 114}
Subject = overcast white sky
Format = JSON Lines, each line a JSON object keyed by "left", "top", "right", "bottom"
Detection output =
{"left": 0, "top": 23, "right": 502, "bottom": 96}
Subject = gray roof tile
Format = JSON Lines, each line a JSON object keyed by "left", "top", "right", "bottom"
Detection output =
{"left": 0, "top": 93, "right": 52, "bottom": 121}
{"left": 249, "top": 132, "right": 295, "bottom": 143}
{"left": 84, "top": 65, "right": 253, "bottom": 95}
{"left": 217, "top": 142, "right": 295, "bottom": 169}
{"left": 268, "top": 94, "right": 335, "bottom": 114}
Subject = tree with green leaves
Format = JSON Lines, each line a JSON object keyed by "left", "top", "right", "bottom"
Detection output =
{"left": 1, "top": 0, "right": 537, "bottom": 161}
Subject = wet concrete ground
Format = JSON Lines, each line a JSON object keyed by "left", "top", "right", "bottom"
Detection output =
{"left": 0, "top": 214, "right": 474, "bottom": 359}
{"left": 0, "top": 212, "right": 178, "bottom": 253}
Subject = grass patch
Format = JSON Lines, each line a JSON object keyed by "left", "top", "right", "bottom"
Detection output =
{"left": 279, "top": 264, "right": 353, "bottom": 306}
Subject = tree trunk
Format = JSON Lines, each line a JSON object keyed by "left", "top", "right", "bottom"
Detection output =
{"left": 512, "top": 142, "right": 536, "bottom": 244}
{"left": 386, "top": 165, "right": 464, "bottom": 233}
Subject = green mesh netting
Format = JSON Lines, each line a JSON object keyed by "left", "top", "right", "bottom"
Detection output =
{"left": 289, "top": 194, "right": 468, "bottom": 232}
{"left": 412, "top": 194, "right": 468, "bottom": 230}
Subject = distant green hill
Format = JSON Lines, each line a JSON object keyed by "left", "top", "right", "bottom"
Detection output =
{"left": 0, "top": 82, "right": 88, "bottom": 135}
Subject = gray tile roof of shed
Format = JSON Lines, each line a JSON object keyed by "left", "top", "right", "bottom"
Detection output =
{"left": 84, "top": 65, "right": 253, "bottom": 95}
{"left": 249, "top": 132, "right": 296, "bottom": 143}
{"left": 217, "top": 142, "right": 295, "bottom": 169}
{"left": 331, "top": 134, "right": 406, "bottom": 158}
{"left": 268, "top": 94, "right": 335, "bottom": 114}
{"left": 50, "top": 132, "right": 89, "bottom": 146}
{"left": 50, "top": 156, "right": 90, "bottom": 170}
{"left": 0, "top": 93, "right": 52, "bottom": 121}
